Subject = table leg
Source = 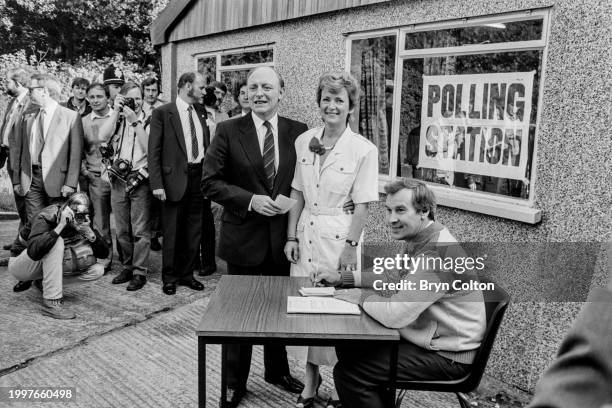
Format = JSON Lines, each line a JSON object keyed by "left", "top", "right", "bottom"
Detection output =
{"left": 220, "top": 344, "right": 228, "bottom": 408}
{"left": 199, "top": 338, "right": 206, "bottom": 408}
{"left": 387, "top": 342, "right": 399, "bottom": 408}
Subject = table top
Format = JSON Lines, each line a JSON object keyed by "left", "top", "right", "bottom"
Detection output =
{"left": 196, "top": 275, "right": 399, "bottom": 342}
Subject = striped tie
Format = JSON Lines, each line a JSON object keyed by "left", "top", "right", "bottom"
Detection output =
{"left": 262, "top": 121, "right": 275, "bottom": 190}
{"left": 188, "top": 105, "right": 199, "bottom": 162}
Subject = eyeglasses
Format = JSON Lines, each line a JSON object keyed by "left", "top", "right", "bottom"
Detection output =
{"left": 28, "top": 86, "right": 45, "bottom": 92}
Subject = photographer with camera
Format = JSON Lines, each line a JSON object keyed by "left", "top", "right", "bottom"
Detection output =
{"left": 8, "top": 192, "right": 108, "bottom": 319}
{"left": 107, "top": 82, "right": 152, "bottom": 291}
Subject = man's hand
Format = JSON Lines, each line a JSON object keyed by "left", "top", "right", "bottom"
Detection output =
{"left": 152, "top": 189, "right": 166, "bottom": 201}
{"left": 343, "top": 199, "right": 355, "bottom": 214}
{"left": 13, "top": 184, "right": 24, "bottom": 196}
{"left": 123, "top": 105, "right": 138, "bottom": 124}
{"left": 251, "top": 195, "right": 281, "bottom": 216}
{"left": 55, "top": 207, "right": 74, "bottom": 234}
{"left": 284, "top": 241, "right": 300, "bottom": 263}
{"left": 114, "top": 94, "right": 125, "bottom": 111}
{"left": 61, "top": 185, "right": 75, "bottom": 197}
{"left": 334, "top": 288, "right": 362, "bottom": 305}
{"left": 338, "top": 245, "right": 358, "bottom": 271}
{"left": 313, "top": 270, "right": 341, "bottom": 287}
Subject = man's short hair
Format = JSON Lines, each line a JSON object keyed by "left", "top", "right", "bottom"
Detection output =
{"left": 86, "top": 82, "right": 110, "bottom": 98}
{"left": 233, "top": 80, "right": 247, "bottom": 102}
{"left": 30, "top": 73, "right": 61, "bottom": 100}
{"left": 71, "top": 77, "right": 90, "bottom": 89}
{"left": 120, "top": 81, "right": 141, "bottom": 96}
{"left": 246, "top": 67, "right": 285, "bottom": 89}
{"left": 8, "top": 67, "right": 30, "bottom": 87}
{"left": 141, "top": 77, "right": 160, "bottom": 92}
{"left": 177, "top": 72, "right": 199, "bottom": 90}
{"left": 210, "top": 80, "right": 227, "bottom": 94}
{"left": 384, "top": 178, "right": 436, "bottom": 221}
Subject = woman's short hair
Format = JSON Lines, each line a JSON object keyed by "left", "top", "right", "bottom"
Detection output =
{"left": 316, "top": 71, "right": 359, "bottom": 110}
{"left": 384, "top": 178, "right": 436, "bottom": 221}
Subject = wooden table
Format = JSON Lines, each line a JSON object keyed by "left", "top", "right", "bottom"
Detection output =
{"left": 196, "top": 275, "right": 400, "bottom": 408}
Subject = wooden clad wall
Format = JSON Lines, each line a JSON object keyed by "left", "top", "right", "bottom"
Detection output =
{"left": 166, "top": 0, "right": 390, "bottom": 43}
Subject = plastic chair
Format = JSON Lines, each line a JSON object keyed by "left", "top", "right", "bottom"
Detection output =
{"left": 393, "top": 280, "right": 510, "bottom": 408}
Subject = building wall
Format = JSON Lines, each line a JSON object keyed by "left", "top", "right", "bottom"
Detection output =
{"left": 163, "top": 0, "right": 612, "bottom": 391}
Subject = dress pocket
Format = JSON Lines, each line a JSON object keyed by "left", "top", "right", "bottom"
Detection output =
{"left": 326, "top": 161, "right": 356, "bottom": 196}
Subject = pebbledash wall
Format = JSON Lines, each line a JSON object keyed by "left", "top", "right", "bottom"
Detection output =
{"left": 154, "top": 0, "right": 612, "bottom": 392}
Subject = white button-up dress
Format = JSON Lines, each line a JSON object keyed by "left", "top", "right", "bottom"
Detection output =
{"left": 289, "top": 126, "right": 379, "bottom": 365}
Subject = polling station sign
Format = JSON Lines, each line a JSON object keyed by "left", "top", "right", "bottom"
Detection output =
{"left": 418, "top": 72, "right": 535, "bottom": 180}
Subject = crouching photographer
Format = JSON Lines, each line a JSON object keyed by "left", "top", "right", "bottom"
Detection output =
{"left": 8, "top": 192, "right": 108, "bottom": 320}
{"left": 106, "top": 82, "right": 152, "bottom": 291}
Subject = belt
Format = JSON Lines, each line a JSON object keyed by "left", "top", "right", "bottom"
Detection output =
{"left": 305, "top": 206, "right": 345, "bottom": 216}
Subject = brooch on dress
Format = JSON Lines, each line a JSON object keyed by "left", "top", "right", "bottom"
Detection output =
{"left": 308, "top": 137, "right": 326, "bottom": 155}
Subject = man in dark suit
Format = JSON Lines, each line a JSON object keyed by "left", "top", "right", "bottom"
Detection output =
{"left": 202, "top": 66, "right": 306, "bottom": 407}
{"left": 148, "top": 72, "right": 209, "bottom": 295}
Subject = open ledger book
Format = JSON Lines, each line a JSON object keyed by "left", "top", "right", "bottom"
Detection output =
{"left": 287, "top": 296, "right": 361, "bottom": 315}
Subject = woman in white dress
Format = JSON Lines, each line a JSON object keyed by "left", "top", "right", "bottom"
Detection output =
{"left": 284, "top": 72, "right": 379, "bottom": 408}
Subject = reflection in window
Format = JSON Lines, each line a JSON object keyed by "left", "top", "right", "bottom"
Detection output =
{"left": 349, "top": 35, "right": 396, "bottom": 175}
{"left": 197, "top": 57, "right": 216, "bottom": 85}
{"left": 220, "top": 49, "right": 273, "bottom": 66}
{"left": 404, "top": 19, "right": 543, "bottom": 50}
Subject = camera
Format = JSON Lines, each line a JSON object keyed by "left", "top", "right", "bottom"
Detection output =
{"left": 107, "top": 158, "right": 132, "bottom": 182}
{"left": 125, "top": 167, "right": 149, "bottom": 194}
{"left": 123, "top": 97, "right": 137, "bottom": 111}
{"left": 99, "top": 142, "right": 114, "bottom": 159}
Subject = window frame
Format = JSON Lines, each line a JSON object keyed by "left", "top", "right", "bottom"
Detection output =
{"left": 345, "top": 9, "right": 551, "bottom": 224}
{"left": 193, "top": 43, "right": 275, "bottom": 82}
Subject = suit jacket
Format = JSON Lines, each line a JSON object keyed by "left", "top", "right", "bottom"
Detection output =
{"left": 0, "top": 94, "right": 31, "bottom": 173}
{"left": 528, "top": 288, "right": 612, "bottom": 408}
{"left": 148, "top": 101, "right": 210, "bottom": 202}
{"left": 201, "top": 113, "right": 308, "bottom": 266}
{"left": 12, "top": 104, "right": 83, "bottom": 197}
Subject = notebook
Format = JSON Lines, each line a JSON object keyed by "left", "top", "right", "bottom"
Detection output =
{"left": 287, "top": 296, "right": 361, "bottom": 315}
{"left": 298, "top": 287, "right": 336, "bottom": 297}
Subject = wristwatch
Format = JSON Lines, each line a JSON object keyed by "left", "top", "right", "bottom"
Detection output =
{"left": 131, "top": 120, "right": 142, "bottom": 128}
{"left": 345, "top": 239, "right": 358, "bottom": 247}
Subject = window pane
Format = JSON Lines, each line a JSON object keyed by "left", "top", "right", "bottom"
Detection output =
{"left": 349, "top": 35, "right": 396, "bottom": 175}
{"left": 219, "top": 70, "right": 250, "bottom": 114}
{"left": 220, "top": 49, "right": 273, "bottom": 66}
{"left": 405, "top": 19, "right": 543, "bottom": 50}
{"left": 197, "top": 57, "right": 216, "bottom": 85}
{"left": 398, "top": 51, "right": 542, "bottom": 199}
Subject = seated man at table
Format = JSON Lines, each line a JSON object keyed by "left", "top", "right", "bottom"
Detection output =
{"left": 8, "top": 192, "right": 108, "bottom": 320}
{"left": 316, "top": 178, "right": 487, "bottom": 408}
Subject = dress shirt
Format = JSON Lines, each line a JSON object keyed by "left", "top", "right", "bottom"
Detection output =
{"left": 251, "top": 112, "right": 279, "bottom": 171}
{"left": 175, "top": 97, "right": 204, "bottom": 163}
{"left": 115, "top": 111, "right": 148, "bottom": 171}
{"left": 1, "top": 91, "right": 28, "bottom": 146}
{"left": 31, "top": 99, "right": 59, "bottom": 165}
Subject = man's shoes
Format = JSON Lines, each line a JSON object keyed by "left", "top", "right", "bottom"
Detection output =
{"left": 3, "top": 243, "right": 12, "bottom": 250}
{"left": 222, "top": 387, "right": 246, "bottom": 408}
{"left": 178, "top": 278, "right": 204, "bottom": 291}
{"left": 33, "top": 279, "right": 43, "bottom": 293}
{"left": 126, "top": 275, "right": 146, "bottom": 291}
{"left": 41, "top": 298, "right": 76, "bottom": 320}
{"left": 199, "top": 264, "right": 217, "bottom": 276}
{"left": 150, "top": 237, "right": 161, "bottom": 251}
{"left": 162, "top": 282, "right": 176, "bottom": 295}
{"left": 13, "top": 280, "right": 32, "bottom": 292}
{"left": 112, "top": 269, "right": 133, "bottom": 284}
{"left": 265, "top": 374, "right": 305, "bottom": 394}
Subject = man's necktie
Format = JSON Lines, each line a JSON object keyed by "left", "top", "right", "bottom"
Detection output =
{"left": 188, "top": 105, "right": 199, "bottom": 162}
{"left": 36, "top": 108, "right": 46, "bottom": 164}
{"left": 263, "top": 121, "right": 275, "bottom": 190}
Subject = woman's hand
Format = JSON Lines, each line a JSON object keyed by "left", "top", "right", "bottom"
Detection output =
{"left": 284, "top": 241, "right": 300, "bottom": 263}
{"left": 338, "top": 245, "right": 358, "bottom": 271}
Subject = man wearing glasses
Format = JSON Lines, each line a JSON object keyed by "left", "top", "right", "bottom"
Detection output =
{"left": 11, "top": 73, "right": 83, "bottom": 222}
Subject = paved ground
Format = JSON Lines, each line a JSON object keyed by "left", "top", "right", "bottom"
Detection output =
{"left": 0, "top": 219, "right": 532, "bottom": 407}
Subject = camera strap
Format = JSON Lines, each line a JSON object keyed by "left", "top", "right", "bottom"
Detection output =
{"left": 114, "top": 118, "right": 137, "bottom": 164}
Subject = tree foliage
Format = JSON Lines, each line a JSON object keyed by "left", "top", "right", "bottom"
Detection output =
{"left": 0, "top": 0, "right": 169, "bottom": 67}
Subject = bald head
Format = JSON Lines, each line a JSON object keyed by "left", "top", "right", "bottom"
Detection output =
{"left": 247, "top": 67, "right": 284, "bottom": 121}
{"left": 247, "top": 67, "right": 284, "bottom": 89}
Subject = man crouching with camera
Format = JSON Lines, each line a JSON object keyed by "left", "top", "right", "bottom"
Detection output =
{"left": 105, "top": 82, "right": 152, "bottom": 291}
{"left": 8, "top": 192, "right": 108, "bottom": 319}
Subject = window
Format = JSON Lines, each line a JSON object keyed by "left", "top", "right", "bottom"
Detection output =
{"left": 195, "top": 45, "right": 274, "bottom": 111}
{"left": 347, "top": 11, "right": 549, "bottom": 222}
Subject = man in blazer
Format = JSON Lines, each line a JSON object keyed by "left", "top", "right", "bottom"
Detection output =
{"left": 202, "top": 66, "right": 306, "bottom": 407}
{"left": 1, "top": 67, "right": 31, "bottom": 251}
{"left": 12, "top": 73, "right": 82, "bottom": 224}
{"left": 148, "top": 72, "right": 209, "bottom": 295}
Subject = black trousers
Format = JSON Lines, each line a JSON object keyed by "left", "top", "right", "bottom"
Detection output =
{"left": 161, "top": 164, "right": 203, "bottom": 284}
{"left": 225, "top": 250, "right": 291, "bottom": 389}
{"left": 25, "top": 167, "right": 64, "bottom": 222}
{"left": 334, "top": 341, "right": 470, "bottom": 408}
{"left": 197, "top": 198, "right": 216, "bottom": 268}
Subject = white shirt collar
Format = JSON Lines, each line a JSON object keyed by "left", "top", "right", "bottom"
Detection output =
{"left": 251, "top": 112, "right": 278, "bottom": 131}
{"left": 91, "top": 108, "right": 112, "bottom": 119}
{"left": 176, "top": 96, "right": 192, "bottom": 112}
{"left": 16, "top": 91, "right": 28, "bottom": 104}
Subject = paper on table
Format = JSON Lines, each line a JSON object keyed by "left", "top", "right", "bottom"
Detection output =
{"left": 299, "top": 287, "right": 336, "bottom": 297}
{"left": 275, "top": 194, "right": 297, "bottom": 214}
{"left": 287, "top": 296, "right": 361, "bottom": 315}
